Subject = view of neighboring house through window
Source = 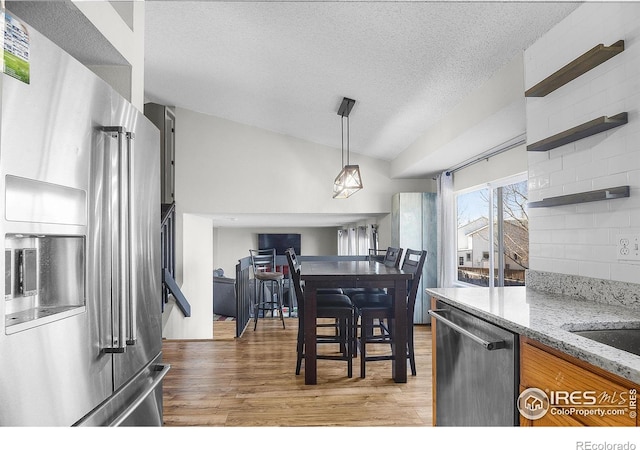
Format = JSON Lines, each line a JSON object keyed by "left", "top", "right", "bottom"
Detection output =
{"left": 456, "top": 175, "right": 528, "bottom": 287}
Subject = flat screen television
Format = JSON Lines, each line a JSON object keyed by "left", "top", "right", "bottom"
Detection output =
{"left": 258, "top": 233, "right": 301, "bottom": 255}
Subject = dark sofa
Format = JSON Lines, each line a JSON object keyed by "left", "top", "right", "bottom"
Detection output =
{"left": 213, "top": 270, "right": 236, "bottom": 318}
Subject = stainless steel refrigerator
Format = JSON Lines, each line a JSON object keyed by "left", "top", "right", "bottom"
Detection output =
{"left": 0, "top": 11, "right": 168, "bottom": 426}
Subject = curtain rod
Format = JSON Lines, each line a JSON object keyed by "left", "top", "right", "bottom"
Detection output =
{"left": 445, "top": 134, "right": 526, "bottom": 176}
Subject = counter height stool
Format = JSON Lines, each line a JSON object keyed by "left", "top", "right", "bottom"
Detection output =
{"left": 250, "top": 248, "right": 285, "bottom": 330}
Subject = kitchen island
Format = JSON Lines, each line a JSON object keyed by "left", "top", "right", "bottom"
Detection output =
{"left": 427, "top": 285, "right": 640, "bottom": 426}
{"left": 426, "top": 286, "right": 640, "bottom": 384}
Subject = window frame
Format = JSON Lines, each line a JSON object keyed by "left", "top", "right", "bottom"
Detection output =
{"left": 454, "top": 172, "right": 528, "bottom": 288}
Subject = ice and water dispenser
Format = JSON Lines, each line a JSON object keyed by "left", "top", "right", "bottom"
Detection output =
{"left": 3, "top": 175, "right": 88, "bottom": 334}
{"left": 4, "top": 235, "right": 85, "bottom": 333}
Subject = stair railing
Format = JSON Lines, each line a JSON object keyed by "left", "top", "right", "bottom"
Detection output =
{"left": 161, "top": 202, "right": 191, "bottom": 316}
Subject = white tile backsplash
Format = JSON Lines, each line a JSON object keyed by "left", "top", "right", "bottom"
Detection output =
{"left": 574, "top": 91, "right": 608, "bottom": 119}
{"left": 563, "top": 180, "right": 593, "bottom": 196}
{"left": 533, "top": 243, "right": 566, "bottom": 259}
{"left": 592, "top": 134, "right": 627, "bottom": 161}
{"left": 578, "top": 228, "right": 611, "bottom": 246}
{"left": 592, "top": 173, "right": 628, "bottom": 190}
{"left": 579, "top": 260, "right": 612, "bottom": 279}
{"left": 630, "top": 206, "right": 640, "bottom": 228}
{"left": 571, "top": 161, "right": 598, "bottom": 182}
{"left": 576, "top": 200, "right": 611, "bottom": 214}
{"left": 528, "top": 153, "right": 563, "bottom": 177}
{"left": 594, "top": 210, "right": 631, "bottom": 228}
{"left": 563, "top": 149, "right": 592, "bottom": 170}
{"left": 536, "top": 184, "right": 565, "bottom": 201}
{"left": 564, "top": 212, "right": 595, "bottom": 229}
{"left": 564, "top": 243, "right": 595, "bottom": 261}
{"left": 550, "top": 167, "right": 577, "bottom": 186}
{"left": 611, "top": 263, "right": 640, "bottom": 284}
{"left": 609, "top": 153, "right": 640, "bottom": 175}
{"left": 534, "top": 213, "right": 566, "bottom": 231}
{"left": 525, "top": 3, "right": 640, "bottom": 285}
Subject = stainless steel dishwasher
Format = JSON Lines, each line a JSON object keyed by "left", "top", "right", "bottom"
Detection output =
{"left": 429, "top": 300, "right": 519, "bottom": 426}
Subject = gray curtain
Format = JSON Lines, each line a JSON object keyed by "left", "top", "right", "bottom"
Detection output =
{"left": 437, "top": 171, "right": 456, "bottom": 287}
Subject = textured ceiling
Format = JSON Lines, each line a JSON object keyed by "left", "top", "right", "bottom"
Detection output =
{"left": 6, "top": 1, "right": 128, "bottom": 66}
{"left": 4, "top": 1, "right": 580, "bottom": 228}
{"left": 144, "top": 1, "right": 580, "bottom": 171}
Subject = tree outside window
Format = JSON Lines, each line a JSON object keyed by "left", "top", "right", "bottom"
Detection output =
{"left": 456, "top": 177, "right": 528, "bottom": 287}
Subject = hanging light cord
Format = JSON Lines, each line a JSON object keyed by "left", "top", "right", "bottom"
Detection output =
{"left": 346, "top": 114, "right": 350, "bottom": 165}
{"left": 341, "top": 114, "right": 345, "bottom": 168}
{"left": 340, "top": 113, "right": 350, "bottom": 168}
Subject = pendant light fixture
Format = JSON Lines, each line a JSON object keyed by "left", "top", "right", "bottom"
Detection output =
{"left": 332, "top": 97, "right": 363, "bottom": 199}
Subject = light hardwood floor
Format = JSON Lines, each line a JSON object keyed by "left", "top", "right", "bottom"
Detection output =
{"left": 162, "top": 318, "right": 433, "bottom": 426}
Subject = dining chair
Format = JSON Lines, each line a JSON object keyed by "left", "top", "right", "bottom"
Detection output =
{"left": 351, "top": 248, "right": 427, "bottom": 378}
{"left": 341, "top": 247, "right": 403, "bottom": 300}
{"left": 250, "top": 248, "right": 285, "bottom": 330}
{"left": 285, "top": 248, "right": 356, "bottom": 378}
{"left": 381, "top": 247, "right": 403, "bottom": 268}
{"left": 368, "top": 248, "right": 386, "bottom": 263}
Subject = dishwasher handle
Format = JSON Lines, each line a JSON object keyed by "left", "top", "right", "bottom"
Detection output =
{"left": 428, "top": 309, "right": 506, "bottom": 351}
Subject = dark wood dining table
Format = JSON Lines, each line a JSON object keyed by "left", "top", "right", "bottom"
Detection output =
{"left": 300, "top": 260, "right": 414, "bottom": 385}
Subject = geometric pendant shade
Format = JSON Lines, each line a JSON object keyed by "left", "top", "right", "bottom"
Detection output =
{"left": 333, "top": 164, "right": 363, "bottom": 199}
{"left": 332, "top": 97, "right": 363, "bottom": 199}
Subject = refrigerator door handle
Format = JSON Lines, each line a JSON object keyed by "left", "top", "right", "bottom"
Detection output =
{"left": 102, "top": 126, "right": 128, "bottom": 353}
{"left": 109, "top": 363, "right": 170, "bottom": 427}
{"left": 74, "top": 362, "right": 170, "bottom": 427}
{"left": 125, "top": 131, "right": 137, "bottom": 346}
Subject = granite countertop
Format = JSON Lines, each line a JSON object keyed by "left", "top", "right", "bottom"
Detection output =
{"left": 425, "top": 286, "right": 640, "bottom": 385}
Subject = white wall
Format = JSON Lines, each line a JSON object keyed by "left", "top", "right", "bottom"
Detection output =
{"left": 163, "top": 214, "right": 214, "bottom": 339}
{"left": 175, "top": 107, "right": 433, "bottom": 216}
{"left": 453, "top": 145, "right": 528, "bottom": 191}
{"left": 75, "top": 1, "right": 145, "bottom": 110}
{"left": 525, "top": 2, "right": 640, "bottom": 284}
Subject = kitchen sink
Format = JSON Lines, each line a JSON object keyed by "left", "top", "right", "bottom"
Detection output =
{"left": 571, "top": 329, "right": 640, "bottom": 357}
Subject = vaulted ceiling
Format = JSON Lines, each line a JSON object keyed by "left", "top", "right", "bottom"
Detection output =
{"left": 4, "top": 1, "right": 581, "bottom": 227}
{"left": 142, "top": 1, "right": 579, "bottom": 176}
{"left": 6, "top": 1, "right": 579, "bottom": 178}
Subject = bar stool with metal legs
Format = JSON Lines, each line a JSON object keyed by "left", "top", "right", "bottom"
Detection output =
{"left": 250, "top": 248, "right": 285, "bottom": 330}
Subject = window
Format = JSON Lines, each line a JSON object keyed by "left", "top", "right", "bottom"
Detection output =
{"left": 338, "top": 229, "right": 349, "bottom": 255}
{"left": 355, "top": 226, "right": 368, "bottom": 255}
{"left": 459, "top": 256, "right": 464, "bottom": 266}
{"left": 455, "top": 174, "right": 528, "bottom": 287}
{"left": 338, "top": 225, "right": 376, "bottom": 256}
